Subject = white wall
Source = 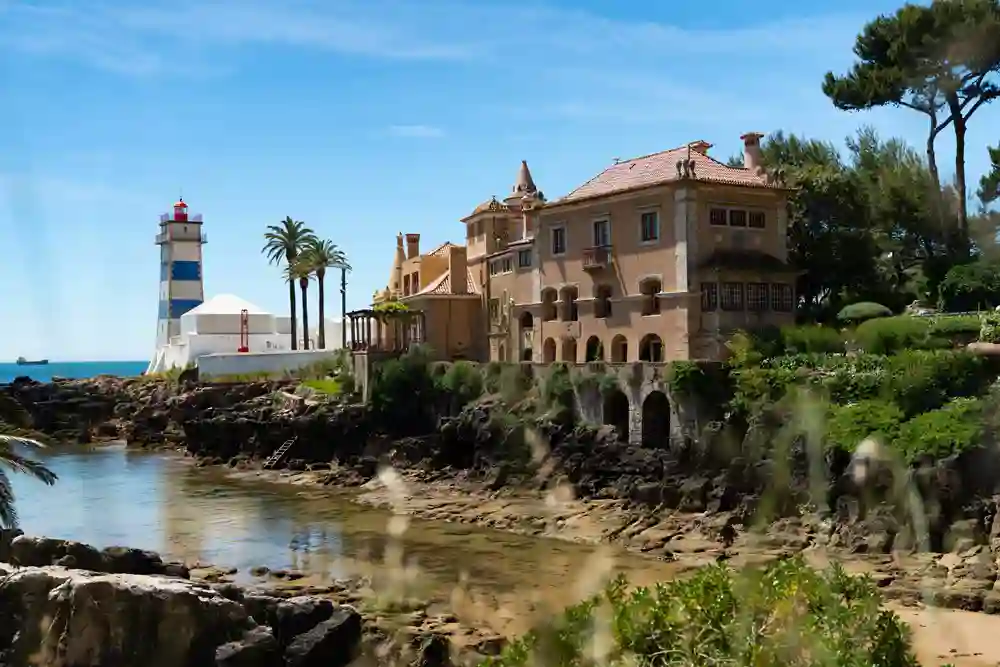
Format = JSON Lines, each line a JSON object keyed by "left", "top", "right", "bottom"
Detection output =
{"left": 198, "top": 349, "right": 339, "bottom": 378}
{"left": 181, "top": 312, "right": 278, "bottom": 335}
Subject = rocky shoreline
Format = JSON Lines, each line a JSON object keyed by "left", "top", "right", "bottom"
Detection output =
{"left": 7, "top": 374, "right": 1000, "bottom": 618}
{"left": 0, "top": 532, "right": 503, "bottom": 667}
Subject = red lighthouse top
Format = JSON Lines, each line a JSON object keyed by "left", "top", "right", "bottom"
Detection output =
{"left": 172, "top": 198, "right": 189, "bottom": 221}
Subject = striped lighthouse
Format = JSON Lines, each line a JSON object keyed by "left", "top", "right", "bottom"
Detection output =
{"left": 155, "top": 198, "right": 206, "bottom": 347}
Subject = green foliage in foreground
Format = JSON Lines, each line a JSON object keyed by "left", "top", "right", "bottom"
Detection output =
{"left": 482, "top": 557, "right": 917, "bottom": 667}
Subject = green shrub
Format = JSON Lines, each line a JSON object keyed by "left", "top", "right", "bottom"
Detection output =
{"left": 665, "top": 360, "right": 707, "bottom": 396}
{"left": 851, "top": 316, "right": 949, "bottom": 354}
{"left": 928, "top": 314, "right": 981, "bottom": 336}
{"left": 437, "top": 361, "right": 484, "bottom": 412}
{"left": 370, "top": 347, "right": 438, "bottom": 434}
{"left": 482, "top": 556, "right": 917, "bottom": 667}
{"left": 837, "top": 301, "right": 893, "bottom": 324}
{"left": 825, "top": 400, "right": 904, "bottom": 453}
{"left": 980, "top": 312, "right": 1000, "bottom": 343}
{"left": 938, "top": 260, "right": 1000, "bottom": 312}
{"left": 881, "top": 350, "right": 989, "bottom": 416}
{"left": 780, "top": 325, "right": 845, "bottom": 354}
{"left": 894, "top": 397, "right": 984, "bottom": 462}
{"left": 542, "top": 363, "right": 575, "bottom": 417}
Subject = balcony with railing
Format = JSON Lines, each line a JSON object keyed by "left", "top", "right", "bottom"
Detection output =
{"left": 583, "top": 245, "right": 612, "bottom": 271}
{"left": 160, "top": 212, "right": 204, "bottom": 224}
{"left": 155, "top": 231, "right": 208, "bottom": 245}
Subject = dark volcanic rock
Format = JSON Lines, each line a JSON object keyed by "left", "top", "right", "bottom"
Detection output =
{"left": 284, "top": 608, "right": 363, "bottom": 667}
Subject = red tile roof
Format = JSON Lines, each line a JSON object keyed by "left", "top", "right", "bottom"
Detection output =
{"left": 411, "top": 268, "right": 480, "bottom": 297}
{"left": 556, "top": 145, "right": 778, "bottom": 204}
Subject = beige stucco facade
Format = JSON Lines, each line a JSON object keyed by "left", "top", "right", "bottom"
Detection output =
{"left": 373, "top": 134, "right": 797, "bottom": 364}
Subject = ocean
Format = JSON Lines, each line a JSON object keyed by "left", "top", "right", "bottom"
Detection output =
{"left": 0, "top": 360, "right": 148, "bottom": 383}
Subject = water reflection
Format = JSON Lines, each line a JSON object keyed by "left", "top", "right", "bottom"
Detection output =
{"left": 11, "top": 445, "right": 679, "bottom": 631}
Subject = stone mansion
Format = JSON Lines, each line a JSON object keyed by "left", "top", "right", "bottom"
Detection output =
{"left": 372, "top": 132, "right": 796, "bottom": 364}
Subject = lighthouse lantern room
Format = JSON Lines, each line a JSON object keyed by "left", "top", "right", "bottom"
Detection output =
{"left": 155, "top": 197, "right": 207, "bottom": 348}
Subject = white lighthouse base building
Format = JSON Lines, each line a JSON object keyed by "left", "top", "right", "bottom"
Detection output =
{"left": 146, "top": 293, "right": 349, "bottom": 377}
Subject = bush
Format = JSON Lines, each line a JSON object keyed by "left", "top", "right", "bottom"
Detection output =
{"left": 837, "top": 301, "right": 893, "bottom": 324}
{"left": 780, "top": 325, "right": 845, "bottom": 354}
{"left": 437, "top": 361, "right": 484, "bottom": 414}
{"left": 881, "top": 350, "right": 988, "bottom": 416}
{"left": 980, "top": 312, "right": 1000, "bottom": 343}
{"left": 851, "top": 316, "right": 949, "bottom": 354}
{"left": 370, "top": 347, "right": 439, "bottom": 435}
{"left": 825, "top": 400, "right": 904, "bottom": 453}
{"left": 482, "top": 556, "right": 917, "bottom": 667}
{"left": 894, "top": 397, "right": 983, "bottom": 462}
{"left": 938, "top": 260, "right": 1000, "bottom": 312}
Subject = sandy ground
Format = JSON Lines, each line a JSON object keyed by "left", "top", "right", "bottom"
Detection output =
{"left": 897, "top": 606, "right": 1000, "bottom": 666}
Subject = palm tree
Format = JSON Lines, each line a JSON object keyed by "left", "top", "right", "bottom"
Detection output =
{"left": 0, "top": 435, "right": 57, "bottom": 529}
{"left": 285, "top": 259, "right": 313, "bottom": 350}
{"left": 262, "top": 217, "right": 316, "bottom": 351}
{"left": 302, "top": 238, "right": 350, "bottom": 349}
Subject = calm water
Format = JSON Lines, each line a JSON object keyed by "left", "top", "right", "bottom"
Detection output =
{"left": 0, "top": 360, "right": 146, "bottom": 383}
{"left": 8, "top": 445, "right": 678, "bottom": 633}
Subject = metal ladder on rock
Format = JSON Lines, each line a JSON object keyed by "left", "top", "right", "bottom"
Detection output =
{"left": 262, "top": 437, "right": 297, "bottom": 470}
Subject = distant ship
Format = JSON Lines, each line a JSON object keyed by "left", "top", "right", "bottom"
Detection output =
{"left": 15, "top": 357, "right": 49, "bottom": 366}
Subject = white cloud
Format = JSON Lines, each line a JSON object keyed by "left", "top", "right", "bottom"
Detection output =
{"left": 0, "top": 0, "right": 880, "bottom": 78}
{"left": 387, "top": 124, "right": 445, "bottom": 139}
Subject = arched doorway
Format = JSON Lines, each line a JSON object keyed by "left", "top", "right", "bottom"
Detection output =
{"left": 641, "top": 390, "right": 670, "bottom": 447}
{"left": 498, "top": 342, "right": 507, "bottom": 362}
{"left": 542, "top": 338, "right": 557, "bottom": 363}
{"left": 639, "top": 333, "right": 664, "bottom": 362}
{"left": 610, "top": 334, "right": 628, "bottom": 362}
{"left": 519, "top": 311, "right": 534, "bottom": 362}
{"left": 585, "top": 336, "right": 604, "bottom": 361}
{"left": 603, "top": 389, "right": 630, "bottom": 442}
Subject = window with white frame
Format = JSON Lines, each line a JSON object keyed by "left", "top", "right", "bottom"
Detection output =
{"left": 640, "top": 211, "right": 660, "bottom": 242}
{"left": 747, "top": 282, "right": 768, "bottom": 311}
{"left": 771, "top": 283, "right": 794, "bottom": 312}
{"left": 721, "top": 282, "right": 744, "bottom": 311}
{"left": 551, "top": 226, "right": 567, "bottom": 255}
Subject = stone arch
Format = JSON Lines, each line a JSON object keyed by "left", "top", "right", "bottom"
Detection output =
{"left": 542, "top": 337, "right": 557, "bottom": 363}
{"left": 639, "top": 333, "right": 664, "bottom": 362}
{"left": 594, "top": 284, "right": 613, "bottom": 318}
{"left": 559, "top": 285, "right": 579, "bottom": 321}
{"left": 541, "top": 288, "right": 558, "bottom": 321}
{"left": 498, "top": 342, "right": 507, "bottom": 362}
{"left": 639, "top": 277, "right": 662, "bottom": 316}
{"left": 603, "top": 388, "right": 630, "bottom": 442}
{"left": 610, "top": 334, "right": 628, "bottom": 363}
{"left": 585, "top": 335, "right": 604, "bottom": 361}
{"left": 519, "top": 311, "right": 534, "bottom": 361}
{"left": 560, "top": 337, "right": 578, "bottom": 363}
{"left": 641, "top": 390, "right": 670, "bottom": 447}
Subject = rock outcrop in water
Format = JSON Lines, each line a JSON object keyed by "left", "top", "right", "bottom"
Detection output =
{"left": 0, "top": 535, "right": 498, "bottom": 667}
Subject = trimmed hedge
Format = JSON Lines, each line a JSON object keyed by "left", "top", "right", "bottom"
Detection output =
{"left": 837, "top": 301, "right": 892, "bottom": 323}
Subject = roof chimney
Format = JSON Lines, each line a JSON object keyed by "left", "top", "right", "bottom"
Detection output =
{"left": 741, "top": 132, "right": 765, "bottom": 173}
{"left": 448, "top": 245, "right": 468, "bottom": 295}
{"left": 689, "top": 140, "right": 712, "bottom": 155}
{"left": 405, "top": 233, "right": 420, "bottom": 259}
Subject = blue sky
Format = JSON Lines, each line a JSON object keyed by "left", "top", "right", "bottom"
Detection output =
{"left": 1, "top": 0, "right": 998, "bottom": 361}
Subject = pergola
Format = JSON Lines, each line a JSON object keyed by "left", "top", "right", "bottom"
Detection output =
{"left": 346, "top": 307, "right": 426, "bottom": 353}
